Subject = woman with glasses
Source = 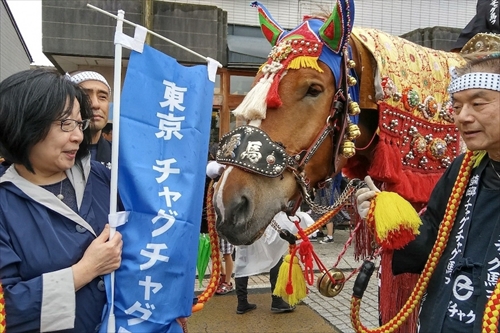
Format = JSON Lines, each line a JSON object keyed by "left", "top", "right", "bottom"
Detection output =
{"left": 0, "top": 68, "right": 123, "bottom": 332}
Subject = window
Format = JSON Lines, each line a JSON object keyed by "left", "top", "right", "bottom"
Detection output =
{"left": 230, "top": 75, "right": 254, "bottom": 95}
{"left": 214, "top": 75, "right": 221, "bottom": 94}
{"left": 229, "top": 110, "right": 246, "bottom": 131}
{"left": 210, "top": 109, "right": 220, "bottom": 145}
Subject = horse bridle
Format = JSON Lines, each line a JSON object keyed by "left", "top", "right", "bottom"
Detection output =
{"left": 216, "top": 87, "right": 350, "bottom": 215}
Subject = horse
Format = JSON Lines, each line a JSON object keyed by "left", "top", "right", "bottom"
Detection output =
{"left": 213, "top": 0, "right": 464, "bottom": 247}
{"left": 211, "top": 1, "right": 469, "bottom": 331}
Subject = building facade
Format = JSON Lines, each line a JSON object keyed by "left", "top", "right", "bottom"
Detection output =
{"left": 41, "top": 0, "right": 477, "bottom": 144}
{"left": 0, "top": 0, "right": 32, "bottom": 81}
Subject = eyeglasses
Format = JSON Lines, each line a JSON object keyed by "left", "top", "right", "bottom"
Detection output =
{"left": 57, "top": 119, "right": 91, "bottom": 132}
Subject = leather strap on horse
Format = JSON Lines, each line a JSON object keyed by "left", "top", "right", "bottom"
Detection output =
{"left": 296, "top": 96, "right": 346, "bottom": 170}
{"left": 350, "top": 151, "right": 500, "bottom": 333}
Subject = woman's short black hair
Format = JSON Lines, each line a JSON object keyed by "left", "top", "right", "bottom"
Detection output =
{"left": 0, "top": 68, "right": 92, "bottom": 173}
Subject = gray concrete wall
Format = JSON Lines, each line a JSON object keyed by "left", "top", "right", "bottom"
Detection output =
{"left": 151, "top": 1, "right": 226, "bottom": 64}
{"left": 0, "top": 1, "right": 31, "bottom": 81}
{"left": 42, "top": 0, "right": 226, "bottom": 65}
{"left": 42, "top": 0, "right": 141, "bottom": 59}
{"left": 401, "top": 26, "right": 463, "bottom": 52}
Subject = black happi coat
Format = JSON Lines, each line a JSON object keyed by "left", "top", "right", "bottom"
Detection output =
{"left": 454, "top": 0, "right": 500, "bottom": 50}
{"left": 393, "top": 154, "right": 500, "bottom": 333}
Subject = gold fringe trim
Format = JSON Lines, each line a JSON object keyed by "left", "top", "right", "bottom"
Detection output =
{"left": 287, "top": 56, "right": 324, "bottom": 73}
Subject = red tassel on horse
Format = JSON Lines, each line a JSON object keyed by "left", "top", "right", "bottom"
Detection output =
{"left": 379, "top": 250, "right": 419, "bottom": 333}
{"left": 368, "top": 136, "right": 402, "bottom": 182}
{"left": 266, "top": 78, "right": 282, "bottom": 108}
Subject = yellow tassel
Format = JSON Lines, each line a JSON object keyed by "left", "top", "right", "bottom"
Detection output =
{"left": 372, "top": 191, "right": 422, "bottom": 249}
{"left": 273, "top": 254, "right": 307, "bottom": 306}
{"left": 287, "top": 56, "right": 324, "bottom": 73}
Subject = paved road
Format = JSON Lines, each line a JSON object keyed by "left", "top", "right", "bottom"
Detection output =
{"left": 190, "top": 289, "right": 342, "bottom": 333}
{"left": 195, "top": 229, "right": 382, "bottom": 333}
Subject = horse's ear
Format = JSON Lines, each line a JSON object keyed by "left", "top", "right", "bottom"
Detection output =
{"left": 318, "top": 0, "right": 355, "bottom": 53}
{"left": 251, "top": 1, "right": 285, "bottom": 46}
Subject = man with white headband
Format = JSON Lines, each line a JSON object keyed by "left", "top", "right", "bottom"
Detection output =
{"left": 70, "top": 71, "right": 112, "bottom": 167}
{"left": 356, "top": 50, "right": 500, "bottom": 332}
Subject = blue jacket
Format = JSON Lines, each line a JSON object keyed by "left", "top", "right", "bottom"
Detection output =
{"left": 0, "top": 156, "right": 112, "bottom": 332}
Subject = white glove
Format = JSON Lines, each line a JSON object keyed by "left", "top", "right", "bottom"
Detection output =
{"left": 206, "top": 160, "right": 225, "bottom": 179}
{"left": 355, "top": 176, "right": 381, "bottom": 219}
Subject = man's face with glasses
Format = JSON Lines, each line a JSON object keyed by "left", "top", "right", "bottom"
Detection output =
{"left": 28, "top": 99, "right": 86, "bottom": 175}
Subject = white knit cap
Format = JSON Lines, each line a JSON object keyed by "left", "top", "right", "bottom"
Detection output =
{"left": 70, "top": 71, "right": 111, "bottom": 93}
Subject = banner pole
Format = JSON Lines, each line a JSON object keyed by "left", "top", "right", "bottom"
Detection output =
{"left": 106, "top": 9, "right": 125, "bottom": 333}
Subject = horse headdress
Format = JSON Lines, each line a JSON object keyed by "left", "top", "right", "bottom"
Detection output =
{"left": 217, "top": 0, "right": 361, "bottom": 186}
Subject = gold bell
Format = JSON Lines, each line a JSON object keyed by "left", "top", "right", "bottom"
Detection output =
{"left": 347, "top": 75, "right": 357, "bottom": 86}
{"left": 341, "top": 140, "right": 356, "bottom": 158}
{"left": 348, "top": 101, "right": 361, "bottom": 116}
{"left": 347, "top": 59, "right": 356, "bottom": 68}
{"left": 346, "top": 123, "right": 361, "bottom": 140}
{"left": 316, "top": 268, "right": 345, "bottom": 297}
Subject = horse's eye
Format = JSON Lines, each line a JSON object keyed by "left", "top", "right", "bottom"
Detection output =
{"left": 306, "top": 86, "right": 322, "bottom": 97}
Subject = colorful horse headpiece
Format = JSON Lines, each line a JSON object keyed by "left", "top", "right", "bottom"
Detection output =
{"left": 233, "top": 0, "right": 357, "bottom": 121}
{"left": 219, "top": 0, "right": 360, "bottom": 177}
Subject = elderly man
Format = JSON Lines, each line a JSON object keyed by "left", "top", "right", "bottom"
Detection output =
{"left": 70, "top": 71, "right": 112, "bottom": 167}
{"left": 357, "top": 50, "right": 500, "bottom": 332}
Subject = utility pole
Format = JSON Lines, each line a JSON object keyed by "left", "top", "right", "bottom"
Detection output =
{"left": 143, "top": 0, "right": 154, "bottom": 45}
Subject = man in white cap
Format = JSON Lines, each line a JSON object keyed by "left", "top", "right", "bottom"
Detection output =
{"left": 70, "top": 71, "right": 112, "bottom": 167}
{"left": 356, "top": 50, "right": 500, "bottom": 332}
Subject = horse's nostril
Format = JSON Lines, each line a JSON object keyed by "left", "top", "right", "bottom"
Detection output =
{"left": 231, "top": 195, "right": 250, "bottom": 223}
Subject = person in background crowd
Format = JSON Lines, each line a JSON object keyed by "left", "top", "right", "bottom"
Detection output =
{"left": 70, "top": 71, "right": 112, "bottom": 167}
{"left": 0, "top": 68, "right": 123, "bottom": 332}
{"left": 356, "top": 51, "right": 500, "bottom": 332}
{"left": 310, "top": 176, "right": 350, "bottom": 244}
{"left": 215, "top": 238, "right": 235, "bottom": 295}
{"left": 102, "top": 122, "right": 113, "bottom": 142}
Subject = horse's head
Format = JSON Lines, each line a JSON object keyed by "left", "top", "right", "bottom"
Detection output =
{"left": 213, "top": 0, "right": 361, "bottom": 245}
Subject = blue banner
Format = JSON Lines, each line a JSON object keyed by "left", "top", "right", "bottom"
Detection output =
{"left": 100, "top": 44, "right": 214, "bottom": 332}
